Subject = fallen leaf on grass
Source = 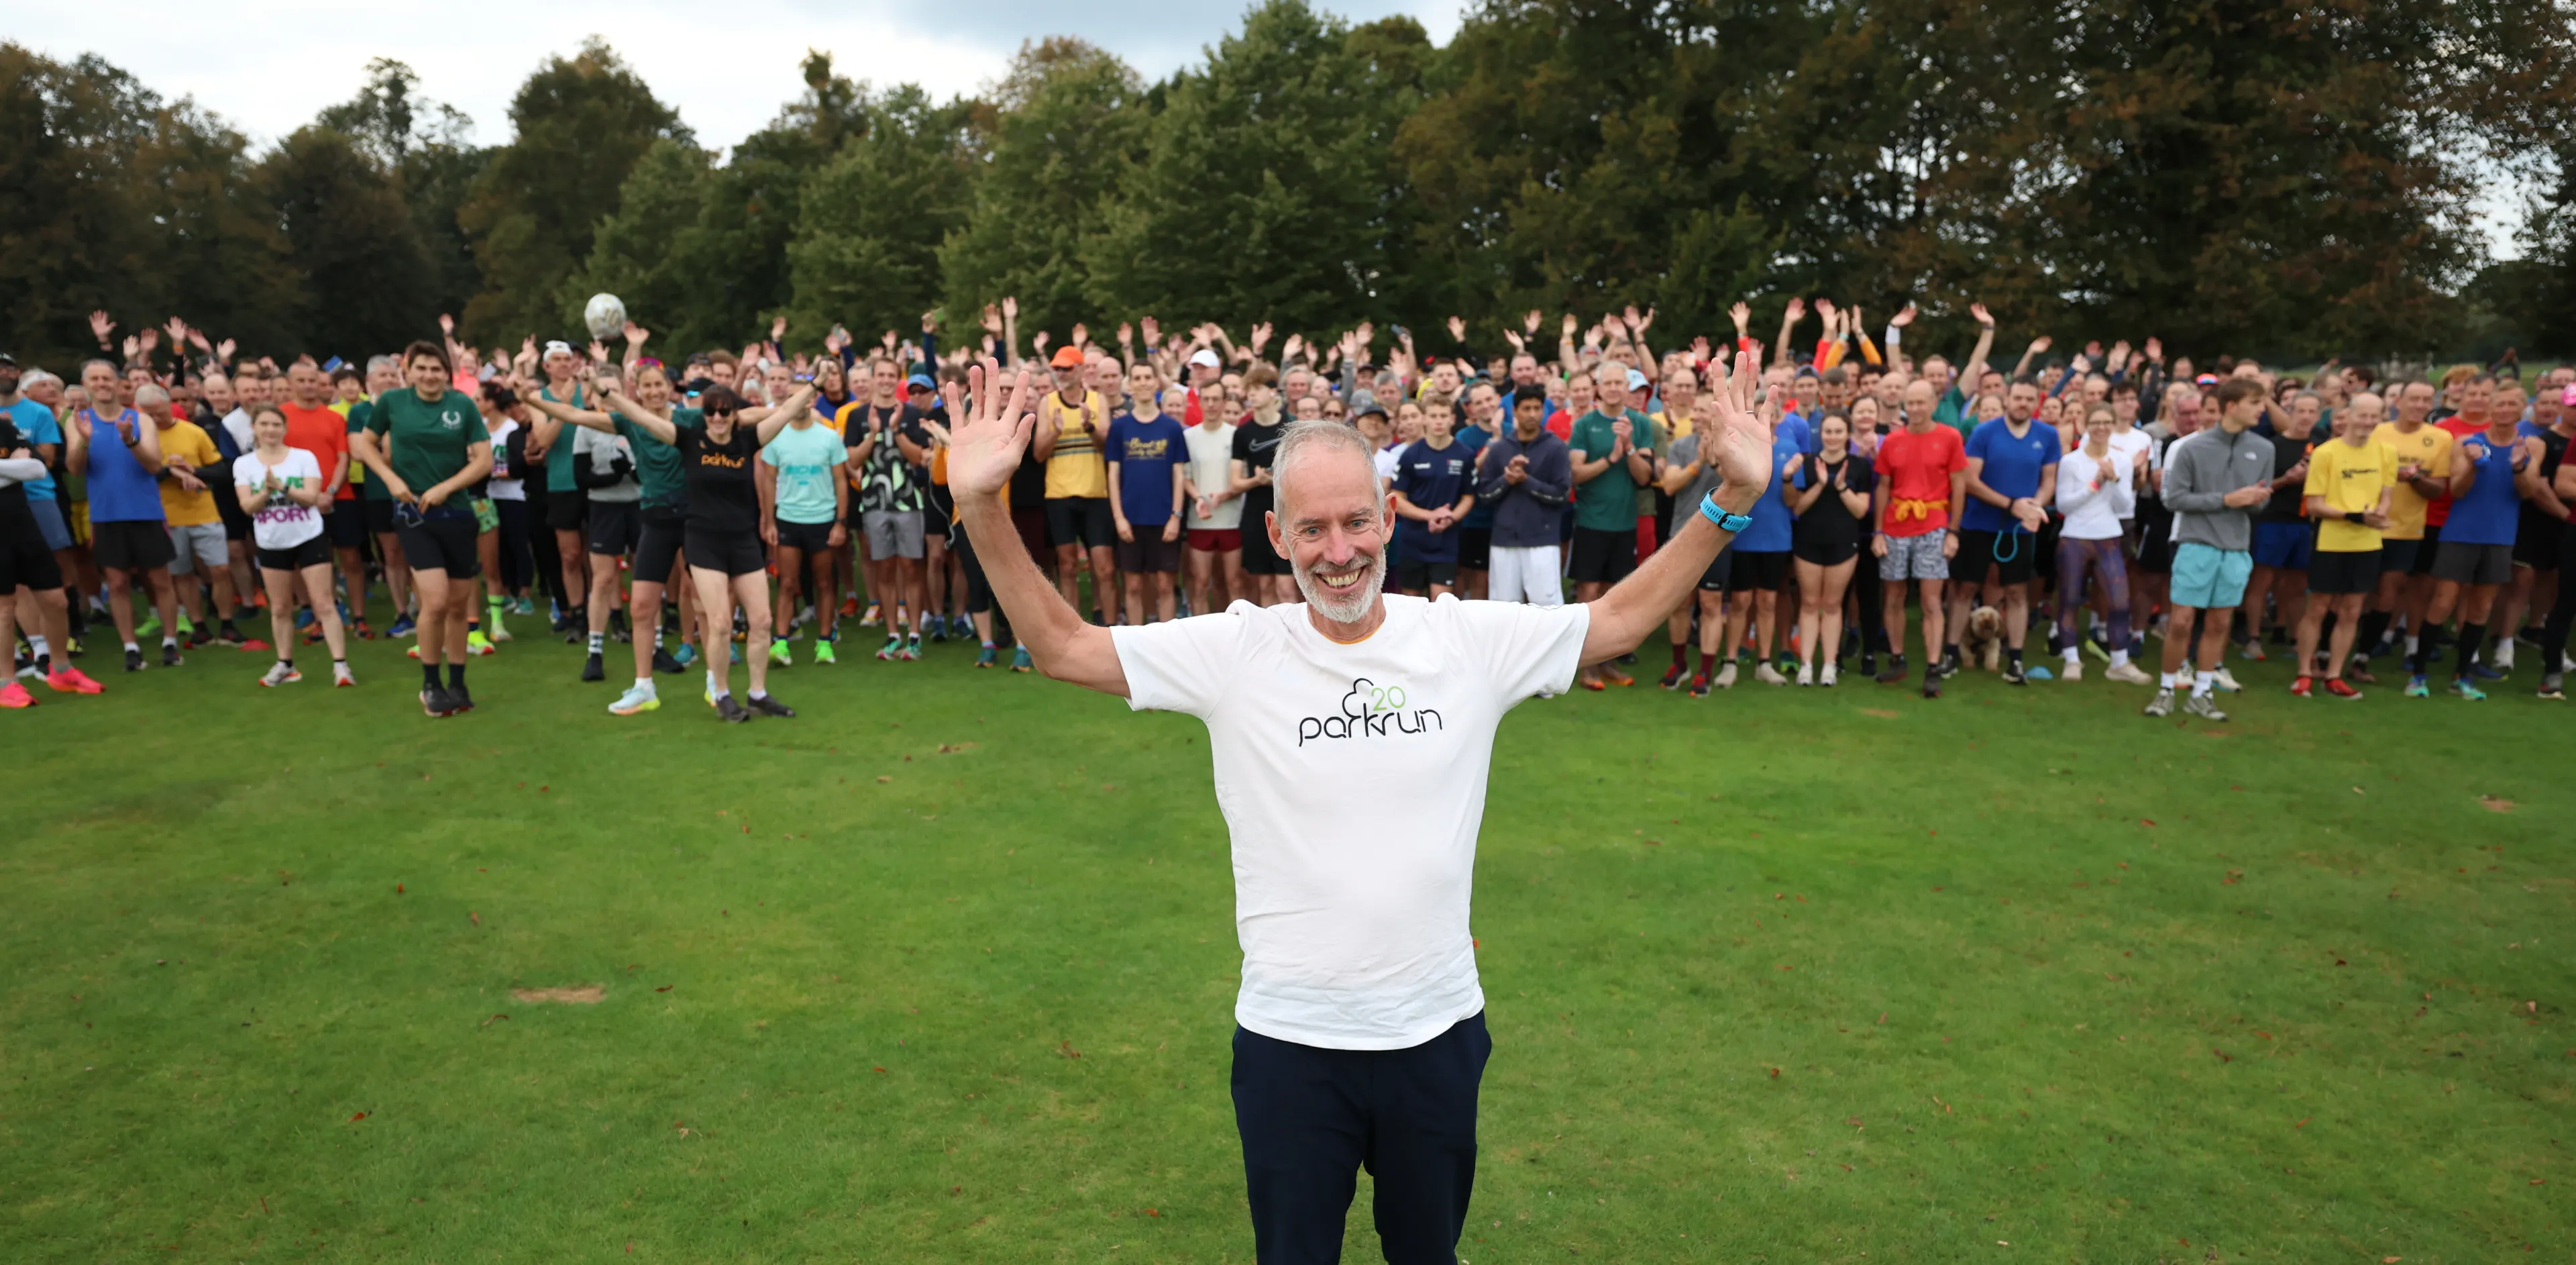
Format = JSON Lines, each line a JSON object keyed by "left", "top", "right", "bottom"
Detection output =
{"left": 654, "top": 985, "right": 673, "bottom": 993}
{"left": 350, "top": 1112, "right": 368, "bottom": 1122}
{"left": 937, "top": 742, "right": 978, "bottom": 754}
{"left": 2481, "top": 795, "right": 2515, "bottom": 813}
{"left": 1860, "top": 708, "right": 1900, "bottom": 719}
{"left": 512, "top": 986, "right": 604, "bottom": 1004}
{"left": 468, "top": 911, "right": 480, "bottom": 927}
{"left": 395, "top": 884, "right": 403, "bottom": 894}
{"left": 2212, "top": 1048, "right": 2232, "bottom": 1062}
{"left": 1933, "top": 1096, "right": 1952, "bottom": 1114}
{"left": 481, "top": 1013, "right": 509, "bottom": 1027}
{"left": 1059, "top": 1040, "right": 1083, "bottom": 1059}
{"left": 877, "top": 776, "right": 892, "bottom": 784}
{"left": 2295, "top": 1117, "right": 2309, "bottom": 1128}
{"left": 1768, "top": 1067, "right": 1780, "bottom": 1078}
{"left": 2139, "top": 818, "right": 2157, "bottom": 828}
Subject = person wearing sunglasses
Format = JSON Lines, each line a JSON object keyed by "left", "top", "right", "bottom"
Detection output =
{"left": 588, "top": 371, "right": 816, "bottom": 721}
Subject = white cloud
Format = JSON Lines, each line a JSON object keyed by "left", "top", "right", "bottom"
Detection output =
{"left": 20, "top": 0, "right": 1465, "bottom": 153}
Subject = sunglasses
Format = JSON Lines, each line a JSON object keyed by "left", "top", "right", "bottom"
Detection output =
{"left": 704, "top": 405, "right": 737, "bottom": 417}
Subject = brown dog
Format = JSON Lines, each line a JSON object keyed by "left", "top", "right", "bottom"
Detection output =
{"left": 1962, "top": 605, "right": 2006, "bottom": 671}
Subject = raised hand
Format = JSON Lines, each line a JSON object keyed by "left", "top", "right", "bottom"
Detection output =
{"left": 2028, "top": 335, "right": 2052, "bottom": 356}
{"left": 1356, "top": 321, "right": 1375, "bottom": 348}
{"left": 1693, "top": 335, "right": 1713, "bottom": 362}
{"left": 1700, "top": 346, "right": 1774, "bottom": 495}
{"left": 589, "top": 340, "right": 609, "bottom": 363}
{"left": 1782, "top": 297, "right": 1807, "bottom": 327}
{"left": 1561, "top": 313, "right": 1578, "bottom": 340}
{"left": 1000, "top": 296, "right": 1018, "bottom": 321}
{"left": 1889, "top": 303, "right": 1918, "bottom": 329}
{"left": 1446, "top": 315, "right": 1467, "bottom": 343}
{"left": 1970, "top": 303, "right": 1995, "bottom": 329}
{"left": 1635, "top": 305, "right": 1656, "bottom": 333}
{"left": 2143, "top": 336, "right": 2163, "bottom": 362}
{"left": 1729, "top": 302, "right": 1751, "bottom": 334}
{"left": 1523, "top": 309, "right": 1544, "bottom": 336}
{"left": 881, "top": 329, "right": 900, "bottom": 352}
{"left": 90, "top": 310, "right": 116, "bottom": 345}
{"left": 773, "top": 315, "right": 790, "bottom": 342}
{"left": 1503, "top": 330, "right": 1527, "bottom": 353}
{"left": 1623, "top": 304, "right": 1644, "bottom": 332}
{"left": 982, "top": 303, "right": 1004, "bottom": 335}
{"left": 187, "top": 328, "right": 211, "bottom": 353}
{"left": 1249, "top": 323, "right": 1273, "bottom": 355}
{"left": 1069, "top": 323, "right": 1089, "bottom": 348}
{"left": 919, "top": 310, "right": 937, "bottom": 335}
{"left": 165, "top": 316, "right": 189, "bottom": 348}
{"left": 122, "top": 334, "right": 140, "bottom": 360}
{"left": 1140, "top": 315, "right": 1161, "bottom": 345}
{"left": 439, "top": 313, "right": 456, "bottom": 336}
{"left": 1032, "top": 330, "right": 1052, "bottom": 356}
{"left": 623, "top": 321, "right": 649, "bottom": 348}
{"left": 1813, "top": 298, "right": 1837, "bottom": 325}
{"left": 942, "top": 358, "right": 1040, "bottom": 499}
{"left": 138, "top": 327, "right": 159, "bottom": 353}
{"left": 1116, "top": 321, "right": 1133, "bottom": 348}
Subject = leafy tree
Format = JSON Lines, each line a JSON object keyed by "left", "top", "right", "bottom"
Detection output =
{"left": 256, "top": 125, "right": 437, "bottom": 358}
{"left": 938, "top": 38, "right": 1149, "bottom": 338}
{"left": 785, "top": 86, "right": 977, "bottom": 348}
{"left": 456, "top": 39, "right": 686, "bottom": 342}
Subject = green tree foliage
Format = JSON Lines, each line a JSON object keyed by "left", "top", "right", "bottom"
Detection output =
{"left": 1085, "top": 3, "right": 1432, "bottom": 338}
{"left": 256, "top": 126, "right": 437, "bottom": 356}
{"left": 456, "top": 39, "right": 685, "bottom": 342}
{"left": 938, "top": 38, "right": 1150, "bottom": 338}
{"left": 785, "top": 85, "right": 978, "bottom": 348}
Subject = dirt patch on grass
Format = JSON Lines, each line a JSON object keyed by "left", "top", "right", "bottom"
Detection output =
{"left": 511, "top": 986, "right": 605, "bottom": 1004}
{"left": 2479, "top": 795, "right": 2516, "bottom": 813}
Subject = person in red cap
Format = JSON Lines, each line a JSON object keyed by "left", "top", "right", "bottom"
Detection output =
{"left": 1032, "top": 344, "right": 1120, "bottom": 624}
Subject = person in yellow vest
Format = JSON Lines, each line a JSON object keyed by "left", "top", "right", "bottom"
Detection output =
{"left": 1032, "top": 344, "right": 1119, "bottom": 625}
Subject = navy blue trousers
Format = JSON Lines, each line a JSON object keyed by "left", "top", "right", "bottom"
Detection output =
{"left": 1231, "top": 1012, "right": 1491, "bottom": 1264}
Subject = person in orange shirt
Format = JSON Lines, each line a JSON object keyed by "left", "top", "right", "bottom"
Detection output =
{"left": 278, "top": 362, "right": 372, "bottom": 636}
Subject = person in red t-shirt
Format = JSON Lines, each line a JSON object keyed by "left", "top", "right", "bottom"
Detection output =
{"left": 278, "top": 362, "right": 371, "bottom": 635}
{"left": 1870, "top": 379, "right": 1968, "bottom": 696}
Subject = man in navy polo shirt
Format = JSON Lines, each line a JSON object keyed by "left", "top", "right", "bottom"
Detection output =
{"left": 1945, "top": 377, "right": 2059, "bottom": 683}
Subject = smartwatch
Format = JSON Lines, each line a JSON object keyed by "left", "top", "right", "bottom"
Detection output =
{"left": 1697, "top": 492, "right": 1752, "bottom": 534}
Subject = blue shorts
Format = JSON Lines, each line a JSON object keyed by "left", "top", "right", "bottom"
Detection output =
{"left": 2251, "top": 521, "right": 2314, "bottom": 570}
{"left": 2170, "top": 541, "right": 2253, "bottom": 610}
{"left": 30, "top": 497, "right": 72, "bottom": 552}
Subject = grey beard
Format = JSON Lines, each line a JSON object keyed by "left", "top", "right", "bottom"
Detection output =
{"left": 1293, "top": 548, "right": 1387, "bottom": 623}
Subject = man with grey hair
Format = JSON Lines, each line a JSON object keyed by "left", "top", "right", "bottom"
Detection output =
{"left": 942, "top": 348, "right": 1773, "bottom": 1264}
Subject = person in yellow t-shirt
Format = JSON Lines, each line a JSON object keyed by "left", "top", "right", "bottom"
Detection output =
{"left": 148, "top": 388, "right": 246, "bottom": 646}
{"left": 1031, "top": 345, "right": 1119, "bottom": 623}
{"left": 2363, "top": 381, "right": 2453, "bottom": 668}
{"left": 2296, "top": 391, "right": 2397, "bottom": 695}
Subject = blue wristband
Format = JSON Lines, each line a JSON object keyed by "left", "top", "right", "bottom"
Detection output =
{"left": 1699, "top": 491, "right": 1752, "bottom": 534}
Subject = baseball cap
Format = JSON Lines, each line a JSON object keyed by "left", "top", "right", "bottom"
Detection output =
{"left": 1625, "top": 366, "right": 1650, "bottom": 392}
{"left": 542, "top": 340, "right": 575, "bottom": 358}
{"left": 0, "top": 353, "right": 16, "bottom": 367}
{"left": 906, "top": 373, "right": 936, "bottom": 393}
{"left": 1049, "top": 346, "right": 1085, "bottom": 370}
{"left": 1187, "top": 348, "right": 1222, "bottom": 369}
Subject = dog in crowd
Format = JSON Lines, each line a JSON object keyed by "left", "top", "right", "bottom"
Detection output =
{"left": 1960, "top": 605, "right": 2006, "bottom": 671}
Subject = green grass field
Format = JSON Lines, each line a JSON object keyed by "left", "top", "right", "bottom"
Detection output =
{"left": 5, "top": 614, "right": 2570, "bottom": 1263}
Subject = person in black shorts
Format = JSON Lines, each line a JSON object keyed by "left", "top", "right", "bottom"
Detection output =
{"left": 590, "top": 375, "right": 816, "bottom": 721}
{"left": 352, "top": 340, "right": 492, "bottom": 717}
{"left": 233, "top": 404, "right": 353, "bottom": 689}
{"left": 1788, "top": 411, "right": 1876, "bottom": 685}
{"left": 1231, "top": 366, "right": 1293, "bottom": 605}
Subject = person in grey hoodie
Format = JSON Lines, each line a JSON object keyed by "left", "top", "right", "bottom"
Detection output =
{"left": 2147, "top": 376, "right": 2275, "bottom": 719}
{"left": 1473, "top": 391, "right": 1574, "bottom": 605}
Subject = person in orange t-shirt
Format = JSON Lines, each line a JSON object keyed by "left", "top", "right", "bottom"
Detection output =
{"left": 278, "top": 362, "right": 374, "bottom": 634}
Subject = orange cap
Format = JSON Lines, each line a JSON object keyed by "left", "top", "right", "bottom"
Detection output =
{"left": 1049, "top": 346, "right": 1085, "bottom": 370}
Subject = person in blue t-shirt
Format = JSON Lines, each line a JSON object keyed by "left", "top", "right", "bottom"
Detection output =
{"left": 1107, "top": 381, "right": 1189, "bottom": 624}
{"left": 1713, "top": 395, "right": 1807, "bottom": 687}
{"left": 1389, "top": 405, "right": 1478, "bottom": 597}
{"left": 1946, "top": 378, "right": 2060, "bottom": 682}
{"left": 1452, "top": 380, "right": 1500, "bottom": 597}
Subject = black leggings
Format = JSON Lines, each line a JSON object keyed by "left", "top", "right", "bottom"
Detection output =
{"left": 954, "top": 527, "right": 994, "bottom": 615}
{"left": 495, "top": 497, "right": 535, "bottom": 594}
{"left": 2542, "top": 522, "right": 2576, "bottom": 674}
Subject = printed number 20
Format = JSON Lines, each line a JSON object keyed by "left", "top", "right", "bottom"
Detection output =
{"left": 1371, "top": 685, "right": 1407, "bottom": 713}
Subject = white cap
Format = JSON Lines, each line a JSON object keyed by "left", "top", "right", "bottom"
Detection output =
{"left": 1188, "top": 348, "right": 1222, "bottom": 369}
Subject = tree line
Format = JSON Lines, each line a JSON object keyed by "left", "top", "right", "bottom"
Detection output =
{"left": 5, "top": 0, "right": 2573, "bottom": 372}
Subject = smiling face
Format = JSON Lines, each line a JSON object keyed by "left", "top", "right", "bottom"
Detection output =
{"left": 252, "top": 409, "right": 288, "bottom": 448}
{"left": 1272, "top": 440, "right": 1388, "bottom": 625}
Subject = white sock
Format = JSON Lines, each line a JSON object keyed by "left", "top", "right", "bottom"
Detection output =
{"left": 124, "top": 640, "right": 141, "bottom": 653}
{"left": 633, "top": 677, "right": 653, "bottom": 691}
{"left": 749, "top": 689, "right": 769, "bottom": 701}
{"left": 2192, "top": 670, "right": 2214, "bottom": 697}
{"left": 2111, "top": 648, "right": 2131, "bottom": 668}
{"left": 28, "top": 636, "right": 48, "bottom": 659}
{"left": 2159, "top": 670, "right": 2176, "bottom": 689}
{"left": 706, "top": 668, "right": 727, "bottom": 699}
{"left": 162, "top": 636, "right": 178, "bottom": 648}
{"left": 588, "top": 631, "right": 605, "bottom": 654}
{"left": 2405, "top": 633, "right": 2420, "bottom": 655}
{"left": 2063, "top": 646, "right": 2080, "bottom": 665}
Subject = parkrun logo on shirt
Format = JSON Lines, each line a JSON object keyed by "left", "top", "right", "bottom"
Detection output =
{"left": 1297, "top": 677, "right": 1443, "bottom": 746}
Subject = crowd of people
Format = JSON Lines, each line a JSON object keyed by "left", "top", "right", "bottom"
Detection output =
{"left": 5, "top": 300, "right": 2572, "bottom": 721}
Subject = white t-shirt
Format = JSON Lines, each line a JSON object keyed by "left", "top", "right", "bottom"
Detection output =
{"left": 1110, "top": 594, "right": 1591, "bottom": 1050}
{"left": 2055, "top": 446, "right": 2135, "bottom": 540}
{"left": 2108, "top": 427, "right": 2154, "bottom": 510}
{"left": 220, "top": 406, "right": 254, "bottom": 456}
{"left": 231, "top": 448, "right": 325, "bottom": 551}
{"left": 1183, "top": 421, "right": 1244, "bottom": 530}
{"left": 1373, "top": 441, "right": 1407, "bottom": 487}
{"left": 488, "top": 418, "right": 525, "bottom": 500}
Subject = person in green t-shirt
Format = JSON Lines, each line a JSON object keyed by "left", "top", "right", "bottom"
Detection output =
{"left": 1566, "top": 361, "right": 1659, "bottom": 689}
{"left": 350, "top": 340, "right": 492, "bottom": 718}
{"left": 345, "top": 354, "right": 417, "bottom": 634}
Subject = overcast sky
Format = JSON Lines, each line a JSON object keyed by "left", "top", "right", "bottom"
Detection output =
{"left": 21, "top": 1, "right": 2529, "bottom": 258}
{"left": 25, "top": 1, "right": 1467, "bottom": 152}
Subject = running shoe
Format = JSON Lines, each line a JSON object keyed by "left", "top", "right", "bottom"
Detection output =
{"left": 1658, "top": 662, "right": 1687, "bottom": 690}
{"left": 125, "top": 646, "right": 146, "bottom": 672}
{"left": 2404, "top": 674, "right": 2430, "bottom": 698}
{"left": 211, "top": 623, "right": 246, "bottom": 648}
{"left": 1935, "top": 652, "right": 1961, "bottom": 679}
{"left": 510, "top": 596, "right": 536, "bottom": 617}
{"left": 1715, "top": 661, "right": 1739, "bottom": 689}
{"left": 2449, "top": 677, "right": 2487, "bottom": 701}
{"left": 1794, "top": 663, "right": 1814, "bottom": 687}
{"left": 2290, "top": 674, "right": 2313, "bottom": 697}
{"left": 714, "top": 693, "right": 752, "bottom": 723}
{"left": 467, "top": 630, "right": 495, "bottom": 656}
{"left": 2345, "top": 662, "right": 2377, "bottom": 685}
{"left": 610, "top": 682, "right": 660, "bottom": 715}
{"left": 1874, "top": 656, "right": 1909, "bottom": 685}
{"left": 1860, "top": 653, "right": 1878, "bottom": 678}
{"left": 2001, "top": 659, "right": 2027, "bottom": 686}
{"left": 448, "top": 682, "right": 474, "bottom": 713}
{"left": 45, "top": 667, "right": 104, "bottom": 695}
{"left": 332, "top": 663, "right": 355, "bottom": 688}
{"left": 2143, "top": 688, "right": 2175, "bottom": 717}
{"left": 260, "top": 662, "right": 302, "bottom": 687}
{"left": 2491, "top": 642, "right": 2516, "bottom": 672}
{"left": 1820, "top": 662, "right": 1838, "bottom": 687}
{"left": 489, "top": 619, "right": 513, "bottom": 644}
{"left": 1579, "top": 674, "right": 1607, "bottom": 692}
{"left": 2467, "top": 660, "right": 2506, "bottom": 682}
{"left": 1921, "top": 669, "right": 1941, "bottom": 699}
{"left": 672, "top": 642, "right": 699, "bottom": 669}
{"left": 902, "top": 634, "right": 922, "bottom": 661}
{"left": 2061, "top": 659, "right": 2084, "bottom": 682}
{"left": 928, "top": 617, "right": 949, "bottom": 644}
{"left": 813, "top": 640, "right": 837, "bottom": 666}
{"left": 2212, "top": 666, "right": 2243, "bottom": 693}
{"left": 859, "top": 602, "right": 881, "bottom": 627}
{"left": 1753, "top": 662, "right": 1788, "bottom": 686}
{"left": 727, "top": 641, "right": 742, "bottom": 664}
{"left": 975, "top": 644, "right": 998, "bottom": 668}
{"left": 2239, "top": 638, "right": 2266, "bottom": 662}
{"left": 186, "top": 623, "right": 212, "bottom": 650}
{"left": 0, "top": 680, "right": 34, "bottom": 709}
{"left": 747, "top": 694, "right": 796, "bottom": 718}
{"left": 2324, "top": 678, "right": 2361, "bottom": 699}
{"left": 1010, "top": 646, "right": 1034, "bottom": 673}
{"left": 646, "top": 646, "right": 679, "bottom": 674}
{"left": 877, "top": 636, "right": 902, "bottom": 662}
{"left": 406, "top": 644, "right": 421, "bottom": 660}
{"left": 2084, "top": 630, "right": 2112, "bottom": 662}
{"left": 421, "top": 685, "right": 458, "bottom": 717}
{"left": 581, "top": 652, "right": 604, "bottom": 682}
{"left": 2538, "top": 671, "right": 2565, "bottom": 701}
{"left": 841, "top": 596, "right": 860, "bottom": 619}
{"left": 161, "top": 642, "right": 183, "bottom": 668}
{"left": 138, "top": 614, "right": 163, "bottom": 639}
{"left": 769, "top": 640, "right": 792, "bottom": 668}
{"left": 2183, "top": 692, "right": 2229, "bottom": 721}
{"left": 1687, "top": 672, "right": 1711, "bottom": 698}
{"left": 351, "top": 617, "right": 374, "bottom": 642}
{"left": 951, "top": 614, "right": 975, "bottom": 640}
{"left": 1599, "top": 666, "right": 1633, "bottom": 687}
